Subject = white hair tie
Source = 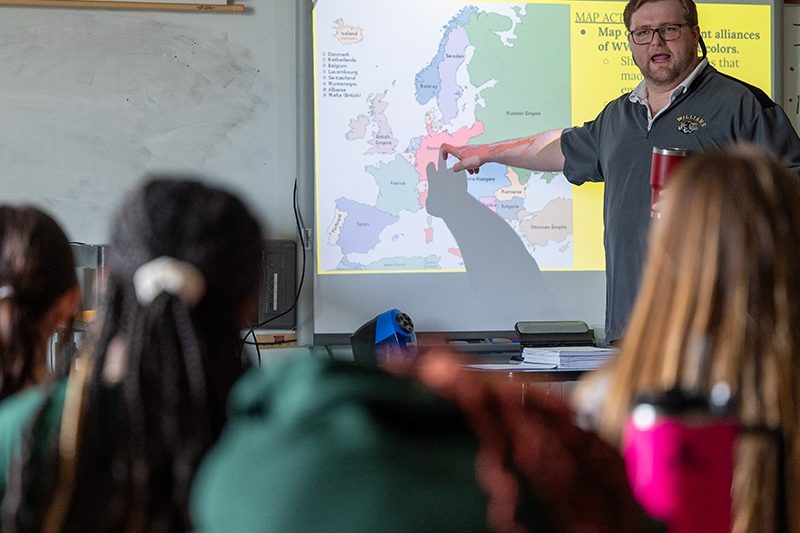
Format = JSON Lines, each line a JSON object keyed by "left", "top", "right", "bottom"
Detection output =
{"left": 133, "top": 257, "right": 206, "bottom": 308}
{"left": 0, "top": 285, "right": 14, "bottom": 301}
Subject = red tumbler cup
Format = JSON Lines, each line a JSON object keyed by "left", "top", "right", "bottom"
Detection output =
{"left": 650, "top": 147, "right": 690, "bottom": 217}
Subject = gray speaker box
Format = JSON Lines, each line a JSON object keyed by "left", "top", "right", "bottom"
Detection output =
{"left": 258, "top": 240, "right": 297, "bottom": 329}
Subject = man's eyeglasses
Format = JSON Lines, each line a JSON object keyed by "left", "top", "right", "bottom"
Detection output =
{"left": 628, "top": 23, "right": 689, "bottom": 45}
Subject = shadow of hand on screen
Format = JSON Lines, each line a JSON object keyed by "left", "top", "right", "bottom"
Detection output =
{"left": 425, "top": 154, "right": 560, "bottom": 318}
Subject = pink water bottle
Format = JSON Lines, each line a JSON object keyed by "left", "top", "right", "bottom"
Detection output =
{"left": 650, "top": 147, "right": 691, "bottom": 217}
{"left": 623, "top": 389, "right": 737, "bottom": 533}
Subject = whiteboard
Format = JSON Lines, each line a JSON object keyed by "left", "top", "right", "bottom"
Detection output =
{"left": 784, "top": 4, "right": 800, "bottom": 133}
{"left": 0, "top": 3, "right": 302, "bottom": 245}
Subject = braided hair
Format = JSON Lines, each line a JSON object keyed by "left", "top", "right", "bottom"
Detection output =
{"left": 4, "top": 178, "right": 263, "bottom": 532}
{"left": 404, "top": 351, "right": 653, "bottom": 532}
{"left": 0, "top": 206, "right": 77, "bottom": 399}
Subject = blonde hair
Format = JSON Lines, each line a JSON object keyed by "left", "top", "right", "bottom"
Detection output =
{"left": 598, "top": 144, "right": 800, "bottom": 533}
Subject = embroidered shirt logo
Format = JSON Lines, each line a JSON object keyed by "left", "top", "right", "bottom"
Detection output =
{"left": 676, "top": 114, "right": 707, "bottom": 134}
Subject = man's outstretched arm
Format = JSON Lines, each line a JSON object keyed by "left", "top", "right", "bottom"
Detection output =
{"left": 440, "top": 128, "right": 565, "bottom": 174}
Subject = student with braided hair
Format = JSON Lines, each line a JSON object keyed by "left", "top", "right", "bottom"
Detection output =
{"left": 0, "top": 178, "right": 263, "bottom": 532}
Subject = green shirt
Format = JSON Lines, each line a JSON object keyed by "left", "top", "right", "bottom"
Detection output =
{"left": 0, "top": 381, "right": 66, "bottom": 509}
{"left": 191, "top": 354, "right": 537, "bottom": 532}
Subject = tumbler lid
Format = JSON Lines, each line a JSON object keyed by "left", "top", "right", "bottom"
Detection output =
{"left": 653, "top": 146, "right": 691, "bottom": 157}
{"left": 633, "top": 386, "right": 735, "bottom": 417}
{"left": 634, "top": 388, "right": 707, "bottom": 415}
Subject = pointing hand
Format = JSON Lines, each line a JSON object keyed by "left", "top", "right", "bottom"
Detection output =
{"left": 440, "top": 143, "right": 488, "bottom": 174}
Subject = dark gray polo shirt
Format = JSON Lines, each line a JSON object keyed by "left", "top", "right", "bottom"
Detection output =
{"left": 561, "top": 64, "right": 800, "bottom": 343}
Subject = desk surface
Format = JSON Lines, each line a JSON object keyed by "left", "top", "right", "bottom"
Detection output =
{"left": 309, "top": 341, "right": 605, "bottom": 382}
{"left": 461, "top": 356, "right": 589, "bottom": 382}
{"left": 417, "top": 347, "right": 597, "bottom": 382}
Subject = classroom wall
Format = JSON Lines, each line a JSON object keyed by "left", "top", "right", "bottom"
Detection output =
{"left": 783, "top": 4, "right": 800, "bottom": 131}
{"left": 4, "top": 2, "right": 800, "bottom": 344}
{"left": 0, "top": 1, "right": 316, "bottom": 341}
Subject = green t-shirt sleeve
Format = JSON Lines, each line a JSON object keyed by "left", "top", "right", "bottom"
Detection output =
{"left": 0, "top": 382, "right": 66, "bottom": 508}
{"left": 0, "top": 387, "right": 49, "bottom": 501}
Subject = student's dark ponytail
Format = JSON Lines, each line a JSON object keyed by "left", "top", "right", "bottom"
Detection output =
{"left": 0, "top": 207, "right": 77, "bottom": 400}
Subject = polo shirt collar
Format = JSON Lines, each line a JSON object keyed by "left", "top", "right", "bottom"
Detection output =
{"left": 629, "top": 58, "right": 709, "bottom": 126}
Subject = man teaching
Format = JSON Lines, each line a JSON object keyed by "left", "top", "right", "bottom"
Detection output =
{"left": 440, "top": 0, "right": 800, "bottom": 344}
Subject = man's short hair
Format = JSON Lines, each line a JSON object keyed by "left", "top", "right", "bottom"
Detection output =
{"left": 623, "top": 0, "right": 699, "bottom": 30}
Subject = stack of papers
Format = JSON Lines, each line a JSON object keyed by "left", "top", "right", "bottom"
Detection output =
{"left": 521, "top": 346, "right": 617, "bottom": 370}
